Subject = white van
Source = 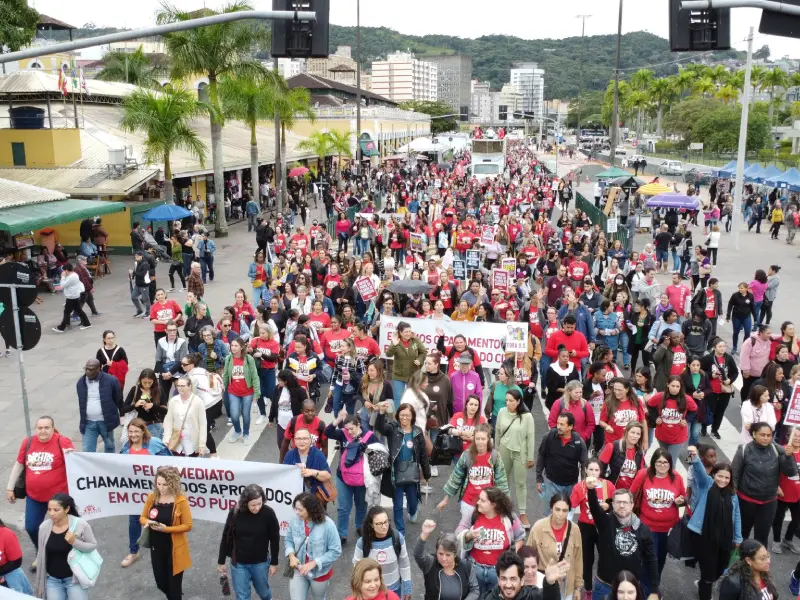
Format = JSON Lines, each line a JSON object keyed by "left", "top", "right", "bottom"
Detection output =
{"left": 659, "top": 160, "right": 683, "bottom": 176}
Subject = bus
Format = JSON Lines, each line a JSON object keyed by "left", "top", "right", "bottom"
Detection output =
{"left": 470, "top": 137, "right": 507, "bottom": 182}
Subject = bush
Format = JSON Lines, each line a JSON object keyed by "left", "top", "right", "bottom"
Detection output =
{"left": 654, "top": 140, "right": 687, "bottom": 153}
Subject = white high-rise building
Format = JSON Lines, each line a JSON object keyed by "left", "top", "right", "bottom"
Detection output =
{"left": 370, "top": 52, "right": 437, "bottom": 103}
{"left": 277, "top": 58, "right": 307, "bottom": 80}
{"left": 510, "top": 62, "right": 545, "bottom": 120}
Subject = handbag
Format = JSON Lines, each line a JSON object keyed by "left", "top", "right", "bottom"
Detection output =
{"left": 167, "top": 398, "right": 194, "bottom": 452}
{"left": 13, "top": 437, "right": 33, "bottom": 499}
{"left": 394, "top": 460, "right": 421, "bottom": 486}
{"left": 136, "top": 525, "right": 151, "bottom": 550}
{"left": 365, "top": 447, "right": 390, "bottom": 476}
{"left": 283, "top": 537, "right": 307, "bottom": 579}
{"left": 667, "top": 514, "right": 694, "bottom": 561}
{"left": 66, "top": 519, "right": 104, "bottom": 588}
{"left": 314, "top": 479, "right": 338, "bottom": 504}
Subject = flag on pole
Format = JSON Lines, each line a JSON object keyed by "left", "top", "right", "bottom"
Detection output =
{"left": 57, "top": 65, "right": 68, "bottom": 96}
{"left": 71, "top": 67, "right": 78, "bottom": 91}
{"left": 79, "top": 68, "right": 90, "bottom": 96}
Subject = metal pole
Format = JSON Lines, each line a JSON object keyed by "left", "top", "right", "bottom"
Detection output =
{"left": 682, "top": 0, "right": 800, "bottom": 13}
{"left": 0, "top": 10, "right": 317, "bottom": 63}
{"left": 576, "top": 15, "right": 591, "bottom": 140}
{"left": 732, "top": 26, "right": 754, "bottom": 252}
{"left": 273, "top": 57, "right": 283, "bottom": 216}
{"left": 10, "top": 286, "right": 33, "bottom": 437}
{"left": 609, "top": 0, "right": 623, "bottom": 165}
{"left": 355, "top": 0, "right": 362, "bottom": 175}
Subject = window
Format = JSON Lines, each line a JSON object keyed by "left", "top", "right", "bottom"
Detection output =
{"left": 473, "top": 164, "right": 500, "bottom": 175}
{"left": 11, "top": 143, "right": 26, "bottom": 167}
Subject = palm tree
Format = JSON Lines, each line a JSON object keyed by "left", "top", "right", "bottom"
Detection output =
{"left": 219, "top": 73, "right": 283, "bottom": 210}
{"left": 296, "top": 131, "right": 332, "bottom": 176}
{"left": 674, "top": 67, "right": 698, "bottom": 97}
{"left": 761, "top": 67, "right": 789, "bottom": 125}
{"left": 728, "top": 69, "right": 746, "bottom": 93}
{"left": 119, "top": 87, "right": 210, "bottom": 205}
{"left": 157, "top": 0, "right": 272, "bottom": 236}
{"left": 274, "top": 87, "right": 316, "bottom": 208}
{"left": 96, "top": 46, "right": 165, "bottom": 88}
{"left": 715, "top": 85, "right": 739, "bottom": 105}
{"left": 325, "top": 130, "right": 353, "bottom": 175}
{"left": 630, "top": 69, "right": 654, "bottom": 91}
{"left": 625, "top": 90, "right": 650, "bottom": 138}
{"left": 749, "top": 65, "right": 767, "bottom": 106}
{"left": 789, "top": 72, "right": 800, "bottom": 106}
{"left": 708, "top": 65, "right": 730, "bottom": 86}
{"left": 648, "top": 77, "right": 674, "bottom": 138}
{"left": 692, "top": 77, "right": 715, "bottom": 98}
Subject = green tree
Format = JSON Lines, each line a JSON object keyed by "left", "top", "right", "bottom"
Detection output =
{"left": 219, "top": 73, "right": 284, "bottom": 210}
{"left": 274, "top": 87, "right": 316, "bottom": 205}
{"left": 296, "top": 131, "right": 332, "bottom": 176}
{"left": 325, "top": 130, "right": 352, "bottom": 174}
{"left": 398, "top": 100, "right": 458, "bottom": 135}
{"left": 728, "top": 70, "right": 745, "bottom": 92}
{"left": 749, "top": 65, "right": 767, "bottom": 105}
{"left": 664, "top": 98, "right": 770, "bottom": 152}
{"left": 707, "top": 65, "right": 730, "bottom": 85}
{"left": 119, "top": 87, "right": 210, "bottom": 205}
{"left": 753, "top": 44, "right": 771, "bottom": 60}
{"left": 648, "top": 77, "right": 675, "bottom": 138}
{"left": 625, "top": 90, "right": 650, "bottom": 137}
{"left": 630, "top": 69, "right": 654, "bottom": 91}
{"left": 691, "top": 76, "right": 715, "bottom": 98}
{"left": 157, "top": 0, "right": 271, "bottom": 236}
{"left": 96, "top": 46, "right": 165, "bottom": 88}
{"left": 760, "top": 67, "right": 789, "bottom": 125}
{"left": 715, "top": 85, "right": 739, "bottom": 105}
{"left": 567, "top": 90, "right": 603, "bottom": 128}
{"left": 0, "top": 0, "right": 39, "bottom": 52}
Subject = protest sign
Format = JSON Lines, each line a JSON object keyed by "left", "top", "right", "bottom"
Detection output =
{"left": 453, "top": 259, "right": 467, "bottom": 281}
{"left": 65, "top": 453, "right": 302, "bottom": 534}
{"left": 354, "top": 276, "right": 378, "bottom": 302}
{"left": 378, "top": 315, "right": 520, "bottom": 369}
{"left": 492, "top": 268, "right": 509, "bottom": 291}
{"left": 505, "top": 322, "right": 529, "bottom": 353}
{"left": 607, "top": 218, "right": 618, "bottom": 234}
{"left": 785, "top": 382, "right": 800, "bottom": 426}
{"left": 409, "top": 232, "right": 425, "bottom": 254}
{"left": 501, "top": 258, "right": 516, "bottom": 274}
{"left": 480, "top": 226, "right": 496, "bottom": 245}
{"left": 466, "top": 249, "right": 481, "bottom": 271}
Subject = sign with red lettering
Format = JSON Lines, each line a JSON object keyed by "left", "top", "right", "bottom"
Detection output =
{"left": 492, "top": 268, "right": 509, "bottom": 291}
{"left": 354, "top": 276, "right": 378, "bottom": 302}
{"left": 785, "top": 382, "right": 800, "bottom": 426}
{"left": 480, "top": 225, "right": 496, "bottom": 245}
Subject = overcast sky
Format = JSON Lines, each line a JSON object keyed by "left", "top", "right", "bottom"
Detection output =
{"left": 32, "top": 0, "right": 795, "bottom": 60}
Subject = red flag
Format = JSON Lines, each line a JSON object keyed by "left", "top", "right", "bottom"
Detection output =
{"left": 455, "top": 163, "right": 464, "bottom": 178}
{"left": 57, "top": 65, "right": 68, "bottom": 96}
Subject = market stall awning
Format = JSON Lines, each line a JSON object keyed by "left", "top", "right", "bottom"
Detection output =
{"left": 717, "top": 160, "right": 750, "bottom": 178}
{"left": 0, "top": 199, "right": 126, "bottom": 235}
{"left": 595, "top": 166, "right": 630, "bottom": 179}
{"left": 765, "top": 167, "right": 800, "bottom": 188}
{"left": 757, "top": 165, "right": 783, "bottom": 184}
{"left": 608, "top": 176, "right": 646, "bottom": 189}
{"left": 743, "top": 164, "right": 765, "bottom": 182}
{"left": 638, "top": 183, "right": 673, "bottom": 196}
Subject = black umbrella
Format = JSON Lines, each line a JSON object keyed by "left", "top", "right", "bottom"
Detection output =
{"left": 609, "top": 175, "right": 646, "bottom": 189}
{"left": 387, "top": 280, "right": 432, "bottom": 295}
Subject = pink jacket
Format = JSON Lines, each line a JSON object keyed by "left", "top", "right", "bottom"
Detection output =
{"left": 740, "top": 335, "right": 772, "bottom": 378}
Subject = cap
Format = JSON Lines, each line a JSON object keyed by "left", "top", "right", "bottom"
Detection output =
{"left": 135, "top": 250, "right": 145, "bottom": 256}
{"left": 457, "top": 354, "right": 473, "bottom": 365}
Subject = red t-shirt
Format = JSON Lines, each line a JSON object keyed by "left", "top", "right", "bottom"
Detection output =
{"left": 709, "top": 355, "right": 727, "bottom": 394}
{"left": 291, "top": 234, "right": 309, "bottom": 254}
{"left": 227, "top": 357, "right": 253, "bottom": 397}
{"left": 307, "top": 312, "right": 331, "bottom": 333}
{"left": 779, "top": 449, "right": 800, "bottom": 503}
{"left": 353, "top": 336, "right": 381, "bottom": 362}
{"left": 149, "top": 300, "right": 182, "bottom": 333}
{"left": 323, "top": 274, "right": 341, "bottom": 295}
{"left": 470, "top": 513, "right": 509, "bottom": 566}
{"left": 600, "top": 399, "right": 645, "bottom": 444}
{"left": 552, "top": 520, "right": 568, "bottom": 556}
{"left": 462, "top": 452, "right": 494, "bottom": 505}
{"left": 17, "top": 434, "right": 74, "bottom": 502}
{"left": 568, "top": 261, "right": 590, "bottom": 282}
{"left": 669, "top": 344, "right": 688, "bottom": 376}
{"left": 129, "top": 447, "right": 150, "bottom": 455}
{"left": 450, "top": 413, "right": 488, "bottom": 451}
{"left": 599, "top": 443, "right": 640, "bottom": 489}
{"left": 250, "top": 338, "right": 281, "bottom": 369}
{"left": 0, "top": 526, "right": 23, "bottom": 568}
{"left": 570, "top": 479, "right": 616, "bottom": 524}
{"left": 285, "top": 416, "right": 326, "bottom": 451}
{"left": 629, "top": 469, "right": 686, "bottom": 532}
{"left": 704, "top": 288, "right": 717, "bottom": 319}
{"left": 647, "top": 393, "right": 697, "bottom": 444}
{"left": 320, "top": 329, "right": 351, "bottom": 365}
{"left": 345, "top": 592, "right": 400, "bottom": 600}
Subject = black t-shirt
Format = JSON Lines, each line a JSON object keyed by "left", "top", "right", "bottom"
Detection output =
{"left": 150, "top": 502, "right": 175, "bottom": 551}
{"left": 45, "top": 530, "right": 73, "bottom": 579}
{"left": 654, "top": 232, "right": 672, "bottom": 251}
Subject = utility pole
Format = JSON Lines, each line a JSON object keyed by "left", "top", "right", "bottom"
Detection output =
{"left": 355, "top": 0, "right": 362, "bottom": 175}
{"left": 732, "top": 26, "right": 754, "bottom": 252}
{"left": 575, "top": 15, "right": 592, "bottom": 139}
{"left": 274, "top": 57, "right": 283, "bottom": 215}
{"left": 609, "top": 0, "right": 624, "bottom": 165}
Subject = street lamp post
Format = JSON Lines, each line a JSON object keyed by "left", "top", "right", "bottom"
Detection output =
{"left": 575, "top": 15, "right": 592, "bottom": 140}
{"left": 355, "top": 0, "right": 362, "bottom": 175}
{"left": 609, "top": 0, "right": 624, "bottom": 163}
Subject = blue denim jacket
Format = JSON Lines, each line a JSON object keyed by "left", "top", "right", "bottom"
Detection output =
{"left": 593, "top": 311, "right": 620, "bottom": 346}
{"left": 197, "top": 338, "right": 229, "bottom": 370}
{"left": 687, "top": 458, "right": 743, "bottom": 543}
{"left": 284, "top": 515, "right": 342, "bottom": 579}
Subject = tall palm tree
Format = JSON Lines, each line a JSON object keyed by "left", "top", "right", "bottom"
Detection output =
{"left": 119, "top": 87, "right": 210, "bottom": 205}
{"left": 274, "top": 87, "right": 316, "bottom": 208}
{"left": 674, "top": 67, "right": 698, "bottom": 97}
{"left": 625, "top": 90, "right": 650, "bottom": 138}
{"left": 692, "top": 77, "right": 715, "bottom": 98}
{"left": 715, "top": 85, "right": 739, "bottom": 105}
{"left": 789, "top": 72, "right": 800, "bottom": 106}
{"left": 749, "top": 65, "right": 767, "bottom": 106}
{"left": 219, "top": 73, "right": 283, "bottom": 210}
{"left": 296, "top": 131, "right": 332, "bottom": 176}
{"left": 648, "top": 77, "right": 674, "bottom": 138}
{"left": 325, "top": 130, "right": 352, "bottom": 174}
{"left": 761, "top": 67, "right": 789, "bottom": 125}
{"left": 157, "top": 0, "right": 272, "bottom": 236}
{"left": 708, "top": 64, "right": 730, "bottom": 86}
{"left": 630, "top": 69, "right": 654, "bottom": 91}
{"left": 728, "top": 69, "right": 746, "bottom": 93}
{"left": 96, "top": 46, "right": 165, "bottom": 88}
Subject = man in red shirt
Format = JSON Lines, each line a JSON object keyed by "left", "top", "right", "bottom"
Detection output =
{"left": 279, "top": 400, "right": 327, "bottom": 461}
{"left": 567, "top": 254, "right": 590, "bottom": 288}
{"left": 290, "top": 227, "right": 310, "bottom": 256}
{"left": 665, "top": 273, "right": 691, "bottom": 320}
{"left": 544, "top": 315, "right": 590, "bottom": 371}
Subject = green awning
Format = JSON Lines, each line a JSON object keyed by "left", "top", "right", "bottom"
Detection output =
{"left": 0, "top": 199, "right": 126, "bottom": 235}
{"left": 359, "top": 139, "right": 379, "bottom": 157}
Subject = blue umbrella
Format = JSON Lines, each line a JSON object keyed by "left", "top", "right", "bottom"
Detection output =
{"left": 142, "top": 204, "right": 193, "bottom": 221}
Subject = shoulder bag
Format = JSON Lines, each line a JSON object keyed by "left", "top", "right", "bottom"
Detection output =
{"left": 67, "top": 519, "right": 104, "bottom": 588}
{"left": 167, "top": 398, "right": 194, "bottom": 452}
{"left": 15, "top": 436, "right": 64, "bottom": 500}
{"left": 283, "top": 537, "right": 307, "bottom": 579}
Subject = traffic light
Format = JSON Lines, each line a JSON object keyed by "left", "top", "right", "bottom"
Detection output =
{"left": 669, "top": 0, "right": 730, "bottom": 51}
{"left": 271, "top": 0, "right": 330, "bottom": 58}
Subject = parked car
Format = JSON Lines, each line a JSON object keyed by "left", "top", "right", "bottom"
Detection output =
{"left": 659, "top": 160, "right": 684, "bottom": 176}
{"left": 683, "top": 167, "right": 713, "bottom": 185}
{"left": 615, "top": 147, "right": 627, "bottom": 156}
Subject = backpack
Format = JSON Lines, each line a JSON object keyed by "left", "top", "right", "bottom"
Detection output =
{"left": 340, "top": 431, "right": 373, "bottom": 486}
{"left": 793, "top": 212, "right": 799, "bottom": 228}
{"left": 191, "top": 370, "right": 224, "bottom": 409}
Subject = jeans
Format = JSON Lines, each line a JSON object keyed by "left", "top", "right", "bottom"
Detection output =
{"left": 46, "top": 576, "right": 88, "bottom": 600}
{"left": 231, "top": 561, "right": 272, "bottom": 600}
{"left": 228, "top": 393, "right": 254, "bottom": 436}
{"left": 753, "top": 301, "right": 763, "bottom": 324}
{"left": 181, "top": 252, "right": 194, "bottom": 277}
{"left": 332, "top": 384, "right": 357, "bottom": 416}
{"left": 616, "top": 332, "right": 630, "bottom": 366}
{"left": 3, "top": 567, "right": 34, "bottom": 595}
{"left": 252, "top": 284, "right": 268, "bottom": 307}
{"left": 131, "top": 285, "right": 151, "bottom": 314}
{"left": 592, "top": 577, "right": 612, "bottom": 600}
{"left": 641, "top": 531, "right": 668, "bottom": 594}
{"left": 656, "top": 248, "right": 668, "bottom": 266}
{"left": 391, "top": 380, "right": 407, "bottom": 403}
{"left": 688, "top": 417, "right": 701, "bottom": 447}
{"left": 671, "top": 249, "right": 680, "bottom": 271}
{"left": 288, "top": 573, "right": 330, "bottom": 600}
{"left": 201, "top": 255, "right": 215, "bottom": 282}
{"left": 82, "top": 419, "right": 116, "bottom": 453}
{"left": 147, "top": 423, "right": 164, "bottom": 440}
{"left": 473, "top": 561, "right": 499, "bottom": 596}
{"left": 129, "top": 514, "right": 142, "bottom": 553}
{"left": 392, "top": 482, "right": 419, "bottom": 536}
{"left": 248, "top": 215, "right": 257, "bottom": 232}
{"left": 25, "top": 497, "right": 48, "bottom": 548}
{"left": 541, "top": 481, "right": 575, "bottom": 516}
{"left": 731, "top": 316, "right": 752, "bottom": 352}
{"left": 257, "top": 368, "right": 276, "bottom": 416}
{"left": 658, "top": 440, "right": 684, "bottom": 464}
{"left": 335, "top": 476, "right": 367, "bottom": 539}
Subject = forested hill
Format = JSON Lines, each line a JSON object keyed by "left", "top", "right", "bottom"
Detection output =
{"left": 330, "top": 25, "right": 744, "bottom": 99}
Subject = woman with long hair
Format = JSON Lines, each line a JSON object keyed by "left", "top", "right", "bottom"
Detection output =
{"left": 681, "top": 356, "right": 710, "bottom": 444}
{"left": 95, "top": 329, "right": 129, "bottom": 388}
{"left": 330, "top": 338, "right": 366, "bottom": 416}
{"left": 495, "top": 388, "right": 536, "bottom": 528}
{"left": 217, "top": 484, "right": 281, "bottom": 600}
{"left": 449, "top": 394, "right": 488, "bottom": 457}
{"left": 741, "top": 385, "right": 777, "bottom": 444}
{"left": 438, "top": 423, "right": 509, "bottom": 519}
{"left": 646, "top": 375, "right": 696, "bottom": 464}
{"left": 222, "top": 337, "right": 261, "bottom": 445}
{"left": 414, "top": 520, "right": 479, "bottom": 600}
{"left": 353, "top": 507, "right": 412, "bottom": 599}
{"left": 269, "top": 369, "right": 309, "bottom": 450}
{"left": 122, "top": 368, "right": 168, "bottom": 440}
{"left": 455, "top": 487, "right": 526, "bottom": 595}
{"left": 719, "top": 540, "right": 777, "bottom": 600}
{"left": 249, "top": 324, "right": 280, "bottom": 426}
{"left": 609, "top": 571, "right": 646, "bottom": 600}
{"left": 599, "top": 377, "right": 648, "bottom": 448}
{"left": 598, "top": 420, "right": 646, "bottom": 490}
{"left": 399, "top": 369, "right": 430, "bottom": 434}
{"left": 686, "top": 445, "right": 742, "bottom": 600}
{"left": 773, "top": 426, "right": 800, "bottom": 554}
{"left": 700, "top": 337, "right": 739, "bottom": 440}
{"left": 345, "top": 558, "right": 400, "bottom": 600}
{"left": 0, "top": 517, "right": 34, "bottom": 594}
{"left": 752, "top": 362, "right": 791, "bottom": 443}
{"left": 285, "top": 492, "right": 342, "bottom": 600}
{"left": 358, "top": 360, "right": 394, "bottom": 436}
{"left": 629, "top": 449, "right": 686, "bottom": 592}
{"left": 139, "top": 466, "right": 193, "bottom": 600}
{"left": 385, "top": 321, "right": 427, "bottom": 401}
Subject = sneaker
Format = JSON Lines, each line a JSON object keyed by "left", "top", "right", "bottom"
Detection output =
{"left": 791, "top": 572, "right": 800, "bottom": 596}
{"left": 227, "top": 418, "right": 233, "bottom": 427}
{"left": 4, "top": 350, "right": 9, "bottom": 357}
{"left": 408, "top": 511, "right": 419, "bottom": 524}
{"left": 80, "top": 325, "right": 92, "bottom": 330}
{"left": 431, "top": 466, "right": 439, "bottom": 477}
{"left": 773, "top": 542, "right": 783, "bottom": 554}
{"left": 167, "top": 288, "right": 175, "bottom": 293}
{"left": 420, "top": 484, "right": 433, "bottom": 494}
{"left": 785, "top": 539, "right": 800, "bottom": 554}
{"left": 133, "top": 312, "right": 144, "bottom": 318}
{"left": 520, "top": 513, "right": 531, "bottom": 529}
{"left": 92, "top": 312, "right": 101, "bottom": 317}
{"left": 137, "top": 313, "right": 149, "bottom": 319}
{"left": 121, "top": 553, "right": 140, "bottom": 567}
{"left": 230, "top": 432, "right": 241, "bottom": 443}
{"left": 243, "top": 435, "right": 250, "bottom": 446}
{"left": 255, "top": 415, "right": 266, "bottom": 426}
{"left": 712, "top": 431, "right": 721, "bottom": 440}
{"left": 52, "top": 327, "right": 65, "bottom": 333}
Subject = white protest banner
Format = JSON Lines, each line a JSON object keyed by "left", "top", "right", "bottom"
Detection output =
{"left": 359, "top": 212, "right": 416, "bottom": 224}
{"left": 65, "top": 453, "right": 302, "bottom": 534}
{"left": 492, "top": 268, "right": 509, "bottom": 291}
{"left": 354, "top": 276, "right": 378, "bottom": 302}
{"left": 378, "top": 315, "right": 517, "bottom": 369}
{"left": 785, "top": 382, "right": 800, "bottom": 426}
{"left": 505, "top": 322, "right": 528, "bottom": 353}
{"left": 409, "top": 232, "right": 425, "bottom": 254}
